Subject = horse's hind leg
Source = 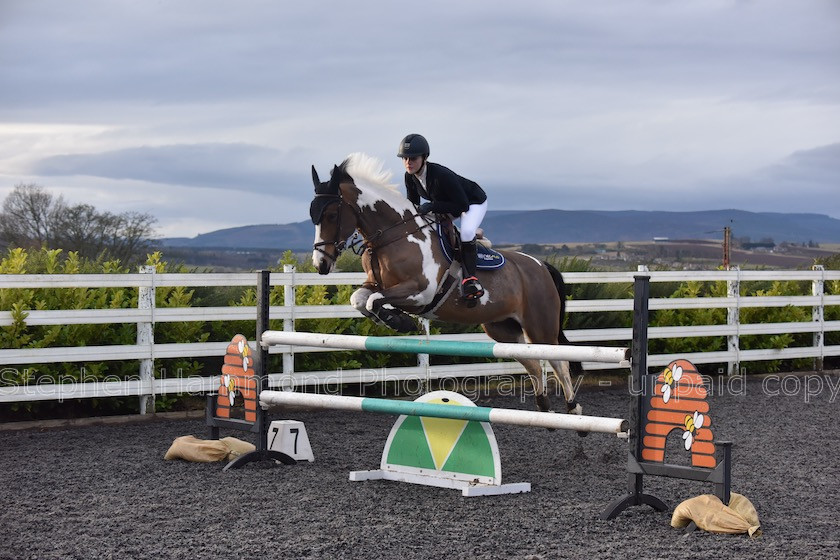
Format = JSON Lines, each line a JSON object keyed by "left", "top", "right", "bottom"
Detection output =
{"left": 558, "top": 331, "right": 584, "bottom": 377}
{"left": 547, "top": 360, "right": 582, "bottom": 415}
{"left": 519, "top": 358, "right": 553, "bottom": 412}
{"left": 549, "top": 327, "right": 584, "bottom": 415}
{"left": 484, "top": 319, "right": 553, "bottom": 412}
{"left": 547, "top": 359, "right": 590, "bottom": 437}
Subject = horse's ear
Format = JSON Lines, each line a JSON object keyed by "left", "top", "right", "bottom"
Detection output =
{"left": 311, "top": 165, "right": 321, "bottom": 189}
{"left": 328, "top": 165, "right": 341, "bottom": 192}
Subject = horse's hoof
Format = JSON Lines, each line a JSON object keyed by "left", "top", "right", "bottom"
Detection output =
{"left": 394, "top": 315, "right": 418, "bottom": 333}
{"left": 382, "top": 314, "right": 417, "bottom": 333}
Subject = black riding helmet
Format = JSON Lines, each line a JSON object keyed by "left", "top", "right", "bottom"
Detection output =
{"left": 397, "top": 134, "right": 430, "bottom": 158}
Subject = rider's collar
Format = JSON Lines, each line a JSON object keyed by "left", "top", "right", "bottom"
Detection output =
{"left": 416, "top": 163, "right": 428, "bottom": 190}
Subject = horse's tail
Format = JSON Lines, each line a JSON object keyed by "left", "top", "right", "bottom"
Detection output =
{"left": 543, "top": 261, "right": 584, "bottom": 376}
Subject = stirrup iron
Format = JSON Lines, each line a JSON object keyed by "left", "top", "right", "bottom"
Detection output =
{"left": 461, "top": 276, "right": 484, "bottom": 299}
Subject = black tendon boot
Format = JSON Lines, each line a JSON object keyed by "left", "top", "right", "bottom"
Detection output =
{"left": 460, "top": 239, "right": 484, "bottom": 300}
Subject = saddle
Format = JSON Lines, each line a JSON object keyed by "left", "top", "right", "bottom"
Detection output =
{"left": 437, "top": 221, "right": 505, "bottom": 270}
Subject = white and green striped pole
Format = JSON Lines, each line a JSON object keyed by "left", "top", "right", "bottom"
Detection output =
{"left": 259, "top": 390, "right": 628, "bottom": 435}
{"left": 259, "top": 331, "right": 630, "bottom": 366}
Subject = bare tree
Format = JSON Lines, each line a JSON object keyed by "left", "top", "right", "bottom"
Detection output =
{"left": 1, "top": 183, "right": 158, "bottom": 264}
{"left": 0, "top": 183, "right": 63, "bottom": 249}
{"left": 52, "top": 203, "right": 106, "bottom": 256}
{"left": 106, "top": 211, "right": 158, "bottom": 263}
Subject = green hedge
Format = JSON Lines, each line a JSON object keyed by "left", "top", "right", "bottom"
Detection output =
{"left": 1, "top": 247, "right": 838, "bottom": 419}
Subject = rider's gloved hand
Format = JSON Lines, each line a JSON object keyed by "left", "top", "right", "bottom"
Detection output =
{"left": 417, "top": 202, "right": 434, "bottom": 214}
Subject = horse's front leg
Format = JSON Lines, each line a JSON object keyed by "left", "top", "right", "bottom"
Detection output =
{"left": 350, "top": 284, "right": 420, "bottom": 333}
{"left": 350, "top": 286, "right": 380, "bottom": 321}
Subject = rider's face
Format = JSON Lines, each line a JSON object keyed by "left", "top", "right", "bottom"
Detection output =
{"left": 402, "top": 155, "right": 423, "bottom": 175}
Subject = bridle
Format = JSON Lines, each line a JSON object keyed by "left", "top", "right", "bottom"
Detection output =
{"left": 312, "top": 189, "right": 437, "bottom": 265}
{"left": 312, "top": 193, "right": 347, "bottom": 264}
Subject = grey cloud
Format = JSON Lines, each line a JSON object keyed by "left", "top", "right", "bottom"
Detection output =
{"left": 752, "top": 143, "right": 840, "bottom": 194}
{"left": 484, "top": 143, "right": 840, "bottom": 220}
{"left": 30, "top": 143, "right": 305, "bottom": 194}
{"left": 4, "top": 0, "right": 837, "bottom": 114}
{"left": 780, "top": 143, "right": 840, "bottom": 173}
{"left": 3, "top": 0, "right": 838, "bottom": 236}
{"left": 674, "top": 144, "right": 840, "bottom": 217}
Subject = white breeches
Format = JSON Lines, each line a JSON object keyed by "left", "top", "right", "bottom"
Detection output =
{"left": 460, "top": 200, "right": 488, "bottom": 242}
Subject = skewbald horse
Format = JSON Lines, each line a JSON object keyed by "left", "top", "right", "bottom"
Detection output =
{"left": 310, "top": 153, "right": 584, "bottom": 415}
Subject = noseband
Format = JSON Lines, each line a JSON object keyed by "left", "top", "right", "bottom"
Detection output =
{"left": 312, "top": 193, "right": 347, "bottom": 264}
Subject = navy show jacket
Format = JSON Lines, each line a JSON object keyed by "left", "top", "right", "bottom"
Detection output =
{"left": 404, "top": 162, "right": 487, "bottom": 216}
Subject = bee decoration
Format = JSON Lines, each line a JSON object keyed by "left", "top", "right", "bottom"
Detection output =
{"left": 682, "top": 410, "right": 704, "bottom": 451}
{"left": 661, "top": 364, "right": 683, "bottom": 404}
{"left": 222, "top": 373, "right": 237, "bottom": 407}
{"left": 238, "top": 338, "right": 251, "bottom": 372}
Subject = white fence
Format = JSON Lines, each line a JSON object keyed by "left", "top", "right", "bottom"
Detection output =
{"left": 1, "top": 266, "right": 838, "bottom": 412}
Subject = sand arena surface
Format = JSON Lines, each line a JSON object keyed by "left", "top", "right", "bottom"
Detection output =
{"left": 2, "top": 376, "right": 838, "bottom": 559}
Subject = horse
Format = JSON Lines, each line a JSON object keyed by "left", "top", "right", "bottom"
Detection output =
{"left": 309, "top": 152, "right": 584, "bottom": 415}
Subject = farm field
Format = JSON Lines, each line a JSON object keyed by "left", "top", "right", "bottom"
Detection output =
{"left": 161, "top": 240, "right": 840, "bottom": 272}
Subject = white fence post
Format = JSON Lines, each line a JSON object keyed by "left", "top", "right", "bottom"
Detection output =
{"left": 419, "top": 318, "right": 431, "bottom": 392}
{"left": 812, "top": 265, "right": 825, "bottom": 372}
{"left": 282, "top": 265, "right": 296, "bottom": 390}
{"left": 727, "top": 266, "right": 740, "bottom": 375}
{"left": 137, "top": 265, "right": 156, "bottom": 414}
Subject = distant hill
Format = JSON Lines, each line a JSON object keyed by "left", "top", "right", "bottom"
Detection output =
{"left": 159, "top": 209, "right": 840, "bottom": 250}
{"left": 162, "top": 222, "right": 313, "bottom": 250}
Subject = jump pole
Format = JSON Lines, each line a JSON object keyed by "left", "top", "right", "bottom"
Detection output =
{"left": 259, "top": 390, "right": 629, "bottom": 435}
{"left": 210, "top": 272, "right": 733, "bottom": 515}
{"left": 259, "top": 331, "right": 631, "bottom": 366}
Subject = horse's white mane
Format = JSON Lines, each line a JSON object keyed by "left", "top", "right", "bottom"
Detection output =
{"left": 345, "top": 152, "right": 400, "bottom": 193}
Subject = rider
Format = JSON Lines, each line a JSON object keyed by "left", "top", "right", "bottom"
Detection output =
{"left": 398, "top": 133, "right": 488, "bottom": 300}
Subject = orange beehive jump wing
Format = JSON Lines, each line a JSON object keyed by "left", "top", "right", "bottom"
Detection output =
{"left": 215, "top": 334, "right": 259, "bottom": 424}
{"left": 641, "top": 359, "right": 718, "bottom": 469}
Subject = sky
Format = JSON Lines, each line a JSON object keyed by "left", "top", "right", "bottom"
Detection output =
{"left": 1, "top": 0, "right": 839, "bottom": 239}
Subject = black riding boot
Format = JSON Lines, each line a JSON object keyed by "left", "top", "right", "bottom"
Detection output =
{"left": 460, "top": 239, "right": 484, "bottom": 300}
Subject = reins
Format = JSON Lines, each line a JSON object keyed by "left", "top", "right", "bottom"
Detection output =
{"left": 361, "top": 212, "right": 437, "bottom": 290}
{"left": 363, "top": 212, "right": 438, "bottom": 251}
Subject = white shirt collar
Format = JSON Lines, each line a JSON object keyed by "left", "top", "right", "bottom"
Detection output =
{"left": 417, "top": 163, "right": 428, "bottom": 190}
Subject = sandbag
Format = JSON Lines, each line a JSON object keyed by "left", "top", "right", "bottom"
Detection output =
{"left": 671, "top": 492, "right": 761, "bottom": 537}
{"left": 164, "top": 435, "right": 256, "bottom": 463}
